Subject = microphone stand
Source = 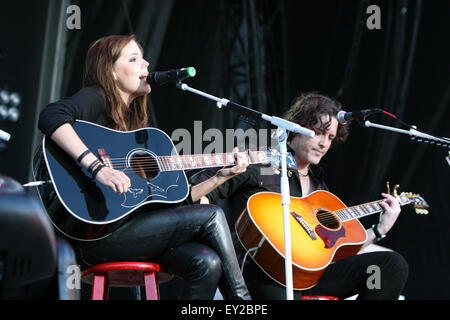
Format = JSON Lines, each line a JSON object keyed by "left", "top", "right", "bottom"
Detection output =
{"left": 176, "top": 82, "right": 315, "bottom": 300}
{"left": 0, "top": 128, "right": 11, "bottom": 142}
{"left": 0, "top": 128, "right": 11, "bottom": 156}
{"left": 364, "top": 120, "right": 450, "bottom": 165}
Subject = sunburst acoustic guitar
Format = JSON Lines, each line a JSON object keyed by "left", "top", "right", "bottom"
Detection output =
{"left": 236, "top": 190, "right": 429, "bottom": 290}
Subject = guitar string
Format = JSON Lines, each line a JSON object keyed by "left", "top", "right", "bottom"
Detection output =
{"left": 92, "top": 151, "right": 266, "bottom": 163}
{"left": 83, "top": 161, "right": 299, "bottom": 176}
{"left": 319, "top": 203, "right": 384, "bottom": 223}
{"left": 101, "top": 161, "right": 238, "bottom": 168}
{"left": 87, "top": 150, "right": 295, "bottom": 168}
{"left": 106, "top": 160, "right": 252, "bottom": 166}
{"left": 86, "top": 150, "right": 299, "bottom": 175}
{"left": 89, "top": 151, "right": 390, "bottom": 221}
{"left": 291, "top": 211, "right": 377, "bottom": 226}
{"left": 84, "top": 156, "right": 295, "bottom": 171}
{"left": 97, "top": 163, "right": 241, "bottom": 171}
{"left": 290, "top": 203, "right": 346, "bottom": 226}
{"left": 86, "top": 157, "right": 390, "bottom": 224}
{"left": 94, "top": 155, "right": 251, "bottom": 170}
{"left": 296, "top": 197, "right": 414, "bottom": 225}
{"left": 290, "top": 202, "right": 384, "bottom": 225}
{"left": 104, "top": 155, "right": 243, "bottom": 162}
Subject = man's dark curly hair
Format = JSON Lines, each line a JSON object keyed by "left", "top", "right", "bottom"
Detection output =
{"left": 282, "top": 92, "right": 350, "bottom": 147}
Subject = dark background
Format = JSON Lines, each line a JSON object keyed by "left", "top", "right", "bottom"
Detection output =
{"left": 0, "top": 0, "right": 449, "bottom": 299}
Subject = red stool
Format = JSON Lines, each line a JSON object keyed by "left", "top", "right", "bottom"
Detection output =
{"left": 301, "top": 295, "right": 340, "bottom": 300}
{"left": 81, "top": 261, "right": 170, "bottom": 300}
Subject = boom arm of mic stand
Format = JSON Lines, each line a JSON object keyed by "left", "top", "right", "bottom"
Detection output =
{"left": 177, "top": 82, "right": 315, "bottom": 137}
{"left": 364, "top": 120, "right": 450, "bottom": 147}
{"left": 364, "top": 120, "right": 450, "bottom": 166}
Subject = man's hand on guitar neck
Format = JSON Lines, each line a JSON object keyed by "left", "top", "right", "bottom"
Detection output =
{"left": 378, "top": 192, "right": 401, "bottom": 235}
{"left": 362, "top": 192, "right": 401, "bottom": 249}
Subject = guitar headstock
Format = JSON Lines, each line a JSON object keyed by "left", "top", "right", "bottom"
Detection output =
{"left": 398, "top": 192, "right": 430, "bottom": 215}
{"left": 265, "top": 149, "right": 297, "bottom": 173}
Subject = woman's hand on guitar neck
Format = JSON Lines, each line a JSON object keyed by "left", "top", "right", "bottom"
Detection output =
{"left": 95, "top": 165, "right": 131, "bottom": 194}
{"left": 378, "top": 192, "right": 401, "bottom": 235}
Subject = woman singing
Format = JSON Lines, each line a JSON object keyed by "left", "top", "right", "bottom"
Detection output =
{"left": 38, "top": 34, "right": 250, "bottom": 300}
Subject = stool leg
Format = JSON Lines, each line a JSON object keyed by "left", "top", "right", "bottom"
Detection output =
{"left": 92, "top": 274, "right": 109, "bottom": 300}
{"left": 144, "top": 272, "right": 158, "bottom": 300}
{"left": 134, "top": 286, "right": 142, "bottom": 300}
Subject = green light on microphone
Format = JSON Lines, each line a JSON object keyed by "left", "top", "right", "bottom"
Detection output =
{"left": 187, "top": 67, "right": 196, "bottom": 77}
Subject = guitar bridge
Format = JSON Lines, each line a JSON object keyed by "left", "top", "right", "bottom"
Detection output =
{"left": 97, "top": 148, "right": 113, "bottom": 168}
{"left": 291, "top": 211, "right": 317, "bottom": 240}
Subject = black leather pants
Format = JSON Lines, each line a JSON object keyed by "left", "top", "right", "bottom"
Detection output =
{"left": 74, "top": 204, "right": 250, "bottom": 300}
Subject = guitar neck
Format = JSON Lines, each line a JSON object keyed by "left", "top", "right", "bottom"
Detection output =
{"left": 335, "top": 194, "right": 412, "bottom": 222}
{"left": 157, "top": 150, "right": 268, "bottom": 171}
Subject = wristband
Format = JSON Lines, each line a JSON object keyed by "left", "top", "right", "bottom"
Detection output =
{"left": 77, "top": 150, "right": 92, "bottom": 163}
{"left": 87, "top": 159, "right": 100, "bottom": 174}
{"left": 92, "top": 164, "right": 106, "bottom": 179}
{"left": 372, "top": 224, "right": 386, "bottom": 241}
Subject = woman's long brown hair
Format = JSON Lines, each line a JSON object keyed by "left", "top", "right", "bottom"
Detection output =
{"left": 83, "top": 34, "right": 148, "bottom": 131}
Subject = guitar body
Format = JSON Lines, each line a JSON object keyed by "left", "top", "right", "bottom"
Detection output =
{"left": 235, "top": 191, "right": 368, "bottom": 290}
{"left": 34, "top": 121, "right": 189, "bottom": 241}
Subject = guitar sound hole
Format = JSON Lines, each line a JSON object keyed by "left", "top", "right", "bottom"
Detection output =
{"left": 316, "top": 210, "right": 340, "bottom": 230}
{"left": 130, "top": 154, "right": 159, "bottom": 179}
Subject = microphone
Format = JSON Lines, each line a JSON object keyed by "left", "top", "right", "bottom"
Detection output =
{"left": 336, "top": 108, "right": 382, "bottom": 124}
{"left": 147, "top": 67, "right": 196, "bottom": 86}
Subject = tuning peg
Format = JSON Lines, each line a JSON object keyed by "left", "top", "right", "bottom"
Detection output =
{"left": 415, "top": 208, "right": 429, "bottom": 215}
{"left": 393, "top": 184, "right": 400, "bottom": 197}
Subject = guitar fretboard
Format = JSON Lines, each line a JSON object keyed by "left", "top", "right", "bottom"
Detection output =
{"left": 334, "top": 195, "right": 412, "bottom": 222}
{"left": 157, "top": 151, "right": 268, "bottom": 172}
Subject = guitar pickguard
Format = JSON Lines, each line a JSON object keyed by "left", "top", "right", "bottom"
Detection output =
{"left": 121, "top": 172, "right": 182, "bottom": 208}
{"left": 315, "top": 224, "right": 346, "bottom": 249}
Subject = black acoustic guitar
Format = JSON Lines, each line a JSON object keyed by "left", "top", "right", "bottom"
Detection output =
{"left": 33, "top": 120, "right": 297, "bottom": 241}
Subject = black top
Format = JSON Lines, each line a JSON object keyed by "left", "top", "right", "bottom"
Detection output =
{"left": 38, "top": 86, "right": 109, "bottom": 137}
